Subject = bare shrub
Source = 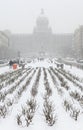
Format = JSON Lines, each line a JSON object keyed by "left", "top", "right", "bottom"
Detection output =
{"left": 70, "top": 108, "right": 80, "bottom": 121}
{"left": 61, "top": 81, "right": 69, "bottom": 90}
{"left": 0, "top": 105, "right": 8, "bottom": 118}
{"left": 25, "top": 109, "right": 34, "bottom": 126}
{"left": 57, "top": 88, "right": 63, "bottom": 96}
{"left": 26, "top": 98, "right": 36, "bottom": 112}
{"left": 0, "top": 92, "right": 6, "bottom": 102}
{"left": 17, "top": 98, "right": 36, "bottom": 127}
{"left": 63, "top": 100, "right": 72, "bottom": 112}
{"left": 6, "top": 98, "right": 14, "bottom": 107}
{"left": 43, "top": 98, "right": 57, "bottom": 126}
{"left": 63, "top": 99, "right": 80, "bottom": 121}
{"left": 45, "top": 86, "right": 52, "bottom": 96}
{"left": 70, "top": 91, "right": 80, "bottom": 101}
{"left": 17, "top": 114, "right": 22, "bottom": 125}
{"left": 31, "top": 87, "right": 38, "bottom": 97}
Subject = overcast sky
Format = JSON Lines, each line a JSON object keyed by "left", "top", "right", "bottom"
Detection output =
{"left": 0, "top": 0, "right": 83, "bottom": 34}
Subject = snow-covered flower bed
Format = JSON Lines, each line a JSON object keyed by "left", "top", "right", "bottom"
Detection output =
{"left": 0, "top": 59, "right": 83, "bottom": 130}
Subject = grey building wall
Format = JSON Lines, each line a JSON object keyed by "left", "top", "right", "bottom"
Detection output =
{"left": 10, "top": 33, "right": 73, "bottom": 58}
{"left": 10, "top": 10, "right": 74, "bottom": 58}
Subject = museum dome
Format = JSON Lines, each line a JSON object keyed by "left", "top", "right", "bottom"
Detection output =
{"left": 36, "top": 9, "right": 49, "bottom": 27}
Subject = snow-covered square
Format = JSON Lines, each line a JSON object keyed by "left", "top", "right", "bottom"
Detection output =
{"left": 0, "top": 58, "right": 83, "bottom": 130}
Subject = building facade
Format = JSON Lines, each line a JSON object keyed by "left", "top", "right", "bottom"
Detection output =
{"left": 2, "top": 10, "right": 83, "bottom": 60}
{"left": 0, "top": 30, "right": 17, "bottom": 60}
{"left": 10, "top": 10, "right": 73, "bottom": 58}
{"left": 0, "top": 31, "right": 9, "bottom": 59}
{"left": 73, "top": 25, "right": 83, "bottom": 59}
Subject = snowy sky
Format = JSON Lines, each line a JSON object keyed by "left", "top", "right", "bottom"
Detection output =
{"left": 0, "top": 0, "right": 83, "bottom": 33}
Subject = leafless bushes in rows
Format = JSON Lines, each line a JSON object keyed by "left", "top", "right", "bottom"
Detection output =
{"left": 48, "top": 69, "right": 57, "bottom": 85}
{"left": 17, "top": 98, "right": 36, "bottom": 127}
{"left": 48, "top": 68, "right": 64, "bottom": 96}
{"left": 60, "top": 69, "right": 81, "bottom": 82}
{"left": 57, "top": 87, "right": 64, "bottom": 96}
{"left": 0, "top": 68, "right": 29, "bottom": 91}
{"left": 15, "top": 69, "right": 36, "bottom": 99}
{"left": 0, "top": 69, "right": 36, "bottom": 119}
{"left": 0, "top": 69, "right": 32, "bottom": 102}
{"left": 43, "top": 68, "right": 52, "bottom": 97}
{"left": 0, "top": 68, "right": 23, "bottom": 83}
{"left": 31, "top": 69, "right": 41, "bottom": 97}
{"left": 70, "top": 91, "right": 83, "bottom": 107}
{"left": 55, "top": 67, "right": 83, "bottom": 91}
{"left": 63, "top": 99, "right": 80, "bottom": 121}
{"left": 50, "top": 67, "right": 69, "bottom": 90}
{"left": 43, "top": 97, "right": 57, "bottom": 126}
{"left": 0, "top": 98, "right": 14, "bottom": 118}
{"left": 43, "top": 68, "right": 57, "bottom": 126}
{"left": 49, "top": 67, "right": 81, "bottom": 121}
{"left": 0, "top": 104, "right": 8, "bottom": 118}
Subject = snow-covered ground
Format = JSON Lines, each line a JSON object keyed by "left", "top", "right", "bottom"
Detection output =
{"left": 0, "top": 66, "right": 11, "bottom": 74}
{"left": 0, "top": 59, "right": 83, "bottom": 130}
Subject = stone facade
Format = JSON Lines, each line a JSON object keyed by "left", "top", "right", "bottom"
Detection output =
{"left": 0, "top": 30, "right": 17, "bottom": 60}
{"left": 10, "top": 10, "right": 73, "bottom": 58}
{"left": 73, "top": 26, "right": 83, "bottom": 59}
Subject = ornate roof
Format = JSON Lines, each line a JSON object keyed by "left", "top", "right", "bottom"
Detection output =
{"left": 36, "top": 9, "right": 49, "bottom": 26}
